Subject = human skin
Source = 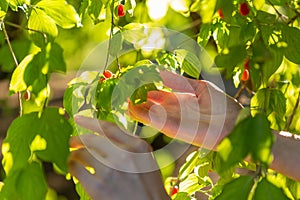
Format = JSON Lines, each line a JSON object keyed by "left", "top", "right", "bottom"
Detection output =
{"left": 68, "top": 71, "right": 300, "bottom": 199}
{"left": 68, "top": 117, "right": 171, "bottom": 200}
{"left": 129, "top": 71, "right": 300, "bottom": 182}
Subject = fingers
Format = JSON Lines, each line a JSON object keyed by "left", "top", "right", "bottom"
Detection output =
{"left": 128, "top": 101, "right": 152, "bottom": 125}
{"left": 74, "top": 116, "right": 137, "bottom": 147}
{"left": 68, "top": 159, "right": 105, "bottom": 199}
{"left": 159, "top": 70, "right": 206, "bottom": 95}
{"left": 73, "top": 116, "right": 152, "bottom": 153}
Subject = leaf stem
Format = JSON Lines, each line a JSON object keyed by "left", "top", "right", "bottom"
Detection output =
{"left": 104, "top": 1, "right": 115, "bottom": 72}
{"left": 1, "top": 20, "right": 23, "bottom": 116}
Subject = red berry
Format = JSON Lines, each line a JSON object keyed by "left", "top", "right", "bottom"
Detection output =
{"left": 244, "top": 59, "right": 250, "bottom": 70}
{"left": 171, "top": 186, "right": 178, "bottom": 196}
{"left": 103, "top": 70, "right": 113, "bottom": 79}
{"left": 241, "top": 69, "right": 249, "bottom": 81}
{"left": 218, "top": 8, "right": 224, "bottom": 19}
{"left": 99, "top": 77, "right": 105, "bottom": 83}
{"left": 117, "top": 4, "right": 125, "bottom": 17}
{"left": 23, "top": 90, "right": 30, "bottom": 101}
{"left": 239, "top": 2, "right": 250, "bottom": 16}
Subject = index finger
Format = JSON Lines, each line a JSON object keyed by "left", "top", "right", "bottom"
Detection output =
{"left": 160, "top": 70, "right": 207, "bottom": 96}
{"left": 74, "top": 116, "right": 150, "bottom": 152}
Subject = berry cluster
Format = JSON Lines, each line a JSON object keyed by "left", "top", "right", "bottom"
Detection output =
{"left": 217, "top": 2, "right": 250, "bottom": 19}
{"left": 99, "top": 70, "right": 114, "bottom": 83}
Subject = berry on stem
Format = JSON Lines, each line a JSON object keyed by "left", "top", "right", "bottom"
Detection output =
{"left": 241, "top": 69, "right": 249, "bottom": 81}
{"left": 218, "top": 8, "right": 224, "bottom": 19}
{"left": 23, "top": 90, "right": 31, "bottom": 101}
{"left": 99, "top": 77, "right": 105, "bottom": 83}
{"left": 171, "top": 186, "right": 178, "bottom": 196}
{"left": 117, "top": 4, "right": 125, "bottom": 17}
{"left": 103, "top": 70, "right": 113, "bottom": 79}
{"left": 239, "top": 2, "right": 250, "bottom": 16}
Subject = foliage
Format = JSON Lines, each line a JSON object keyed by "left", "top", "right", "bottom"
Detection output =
{"left": 0, "top": 0, "right": 300, "bottom": 199}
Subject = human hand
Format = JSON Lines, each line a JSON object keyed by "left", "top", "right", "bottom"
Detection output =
{"left": 68, "top": 116, "right": 170, "bottom": 200}
{"left": 129, "top": 71, "right": 242, "bottom": 150}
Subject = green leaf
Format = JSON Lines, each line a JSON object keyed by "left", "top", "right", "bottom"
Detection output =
{"left": 266, "top": 0, "right": 288, "bottom": 5}
{"left": 0, "top": 162, "right": 47, "bottom": 200}
{"left": 75, "top": 182, "right": 91, "bottom": 200}
{"left": 217, "top": 114, "right": 273, "bottom": 172}
{"left": 249, "top": 114, "right": 274, "bottom": 165}
{"left": 286, "top": 178, "right": 300, "bottom": 200}
{"left": 282, "top": 25, "right": 300, "bottom": 64}
{"left": 253, "top": 178, "right": 289, "bottom": 200}
{"left": 88, "top": 0, "right": 104, "bottom": 24}
{"left": 9, "top": 54, "right": 34, "bottom": 94}
{"left": 196, "top": 0, "right": 217, "bottom": 23}
{"left": 2, "top": 107, "right": 72, "bottom": 174}
{"left": 215, "top": 45, "right": 247, "bottom": 73}
{"left": 96, "top": 78, "right": 118, "bottom": 122}
{"left": 35, "top": 108, "right": 72, "bottom": 173}
{"left": 252, "top": 41, "right": 283, "bottom": 83}
{"left": 47, "top": 42, "right": 67, "bottom": 73}
{"left": 0, "top": 0, "right": 8, "bottom": 19}
{"left": 198, "top": 23, "right": 211, "bottom": 47}
{"left": 227, "top": 26, "right": 242, "bottom": 47}
{"left": 240, "top": 22, "right": 256, "bottom": 44}
{"left": 16, "top": 162, "right": 48, "bottom": 200}
{"left": 130, "top": 83, "right": 157, "bottom": 105}
{"left": 254, "top": 0, "right": 265, "bottom": 9}
{"left": 23, "top": 51, "right": 48, "bottom": 95}
{"left": 216, "top": 0, "right": 234, "bottom": 23}
{"left": 109, "top": 32, "right": 123, "bottom": 57}
{"left": 215, "top": 176, "right": 254, "bottom": 200}
{"left": 36, "top": 0, "right": 80, "bottom": 28}
{"left": 124, "top": 0, "right": 135, "bottom": 15}
{"left": 256, "top": 11, "right": 276, "bottom": 24}
{"left": 251, "top": 88, "right": 271, "bottom": 116}
{"left": 7, "top": 0, "right": 26, "bottom": 11}
{"left": 174, "top": 49, "right": 202, "bottom": 78}
{"left": 9, "top": 43, "right": 66, "bottom": 95}
{"left": 173, "top": 192, "right": 191, "bottom": 200}
{"left": 0, "top": 39, "right": 32, "bottom": 73}
{"left": 28, "top": 8, "right": 57, "bottom": 47}
{"left": 268, "top": 89, "right": 286, "bottom": 129}
{"left": 178, "top": 151, "right": 200, "bottom": 180}
{"left": 79, "top": 0, "right": 89, "bottom": 19}
{"left": 179, "top": 173, "right": 211, "bottom": 195}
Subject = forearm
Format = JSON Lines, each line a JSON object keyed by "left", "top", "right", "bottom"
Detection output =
{"left": 270, "top": 131, "right": 300, "bottom": 181}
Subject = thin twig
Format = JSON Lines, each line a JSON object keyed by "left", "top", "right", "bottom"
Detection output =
{"left": 104, "top": 2, "right": 115, "bottom": 71}
{"left": 234, "top": 84, "right": 246, "bottom": 99}
{"left": 287, "top": 12, "right": 300, "bottom": 25}
{"left": 285, "top": 91, "right": 300, "bottom": 131}
{"left": 267, "top": 0, "right": 288, "bottom": 23}
{"left": 1, "top": 21, "right": 23, "bottom": 115}
{"left": 5, "top": 21, "right": 47, "bottom": 38}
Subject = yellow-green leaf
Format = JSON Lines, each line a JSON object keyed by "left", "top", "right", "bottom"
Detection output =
{"left": 28, "top": 8, "right": 57, "bottom": 47}
{"left": 37, "top": 0, "right": 80, "bottom": 29}
{"left": 9, "top": 54, "right": 34, "bottom": 94}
